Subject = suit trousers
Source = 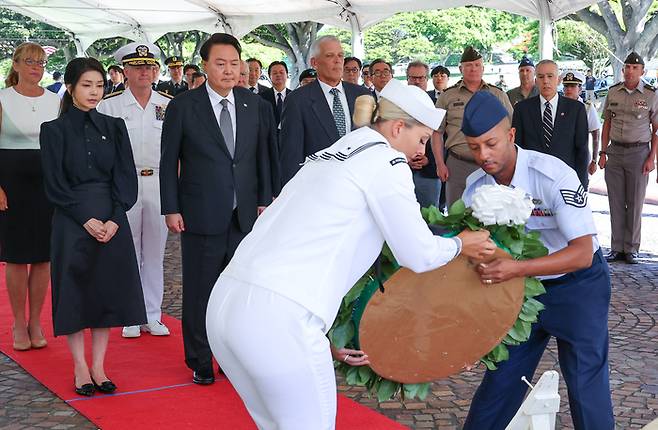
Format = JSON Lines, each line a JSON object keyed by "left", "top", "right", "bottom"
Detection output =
{"left": 445, "top": 155, "right": 479, "bottom": 207}
{"left": 604, "top": 143, "right": 650, "bottom": 253}
{"left": 126, "top": 174, "right": 168, "bottom": 322}
{"left": 464, "top": 250, "right": 613, "bottom": 430}
{"left": 412, "top": 171, "right": 441, "bottom": 208}
{"left": 207, "top": 276, "right": 336, "bottom": 430}
{"left": 181, "top": 211, "right": 246, "bottom": 372}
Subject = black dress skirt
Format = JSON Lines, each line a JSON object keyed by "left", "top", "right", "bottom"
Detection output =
{"left": 0, "top": 149, "right": 53, "bottom": 263}
{"left": 40, "top": 107, "right": 146, "bottom": 336}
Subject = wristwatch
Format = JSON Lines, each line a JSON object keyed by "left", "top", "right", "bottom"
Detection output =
{"left": 450, "top": 236, "right": 462, "bottom": 258}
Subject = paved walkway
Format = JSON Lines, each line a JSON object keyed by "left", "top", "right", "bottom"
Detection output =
{"left": 1, "top": 199, "right": 657, "bottom": 429}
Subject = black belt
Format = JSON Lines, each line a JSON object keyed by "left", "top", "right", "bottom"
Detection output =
{"left": 447, "top": 150, "right": 476, "bottom": 163}
{"left": 139, "top": 169, "right": 154, "bottom": 176}
{"left": 611, "top": 140, "right": 648, "bottom": 148}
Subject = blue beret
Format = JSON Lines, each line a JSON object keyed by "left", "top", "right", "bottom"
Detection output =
{"left": 461, "top": 91, "right": 509, "bottom": 137}
{"left": 519, "top": 57, "right": 534, "bottom": 68}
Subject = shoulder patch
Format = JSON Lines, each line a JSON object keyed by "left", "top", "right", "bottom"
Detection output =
{"left": 389, "top": 157, "right": 407, "bottom": 166}
{"left": 490, "top": 85, "right": 504, "bottom": 92}
{"left": 445, "top": 82, "right": 460, "bottom": 91}
{"left": 610, "top": 82, "right": 623, "bottom": 89}
{"left": 157, "top": 90, "right": 174, "bottom": 99}
{"left": 103, "top": 90, "right": 124, "bottom": 100}
{"left": 560, "top": 184, "right": 588, "bottom": 208}
{"left": 644, "top": 84, "right": 656, "bottom": 92}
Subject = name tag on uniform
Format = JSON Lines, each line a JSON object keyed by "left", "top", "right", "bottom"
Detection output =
{"left": 453, "top": 102, "right": 464, "bottom": 107}
{"left": 610, "top": 102, "right": 618, "bottom": 106}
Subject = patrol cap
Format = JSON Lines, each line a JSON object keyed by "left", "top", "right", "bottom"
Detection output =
{"left": 114, "top": 42, "right": 160, "bottom": 67}
{"left": 461, "top": 46, "right": 482, "bottom": 63}
{"left": 461, "top": 91, "right": 509, "bottom": 137}
{"left": 380, "top": 79, "right": 446, "bottom": 130}
{"left": 431, "top": 65, "right": 450, "bottom": 77}
{"left": 165, "top": 56, "right": 184, "bottom": 68}
{"left": 561, "top": 70, "right": 585, "bottom": 85}
{"left": 624, "top": 52, "right": 644, "bottom": 66}
{"left": 518, "top": 57, "right": 534, "bottom": 68}
{"left": 299, "top": 68, "right": 317, "bottom": 80}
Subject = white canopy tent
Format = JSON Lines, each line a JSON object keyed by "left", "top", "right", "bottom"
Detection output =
{"left": 2, "top": 0, "right": 598, "bottom": 59}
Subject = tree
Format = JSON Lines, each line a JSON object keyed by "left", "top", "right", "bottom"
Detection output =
{"left": 244, "top": 22, "right": 323, "bottom": 86}
{"left": 555, "top": 19, "right": 609, "bottom": 75}
{"left": 573, "top": 0, "right": 658, "bottom": 79}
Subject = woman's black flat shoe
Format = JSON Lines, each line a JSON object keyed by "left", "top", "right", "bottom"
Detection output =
{"left": 92, "top": 378, "right": 117, "bottom": 394}
{"left": 74, "top": 378, "right": 95, "bottom": 396}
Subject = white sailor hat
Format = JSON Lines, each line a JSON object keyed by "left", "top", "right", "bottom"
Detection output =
{"left": 379, "top": 79, "right": 446, "bottom": 130}
{"left": 561, "top": 70, "right": 585, "bottom": 85}
{"left": 114, "top": 42, "right": 161, "bottom": 66}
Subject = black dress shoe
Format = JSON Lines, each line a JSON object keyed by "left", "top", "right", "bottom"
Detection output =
{"left": 193, "top": 370, "right": 215, "bottom": 385}
{"left": 605, "top": 251, "right": 625, "bottom": 262}
{"left": 74, "top": 378, "right": 95, "bottom": 396}
{"left": 625, "top": 252, "right": 640, "bottom": 264}
{"left": 92, "top": 378, "right": 117, "bottom": 393}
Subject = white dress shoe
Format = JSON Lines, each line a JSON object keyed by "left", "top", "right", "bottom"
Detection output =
{"left": 141, "top": 320, "right": 170, "bottom": 336}
{"left": 122, "top": 325, "right": 141, "bottom": 338}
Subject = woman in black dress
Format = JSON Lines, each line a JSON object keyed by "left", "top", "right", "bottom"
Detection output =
{"left": 40, "top": 58, "right": 146, "bottom": 396}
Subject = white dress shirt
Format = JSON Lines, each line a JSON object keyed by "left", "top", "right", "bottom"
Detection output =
{"left": 317, "top": 79, "right": 352, "bottom": 132}
{"left": 206, "top": 82, "right": 236, "bottom": 142}
{"left": 274, "top": 88, "right": 287, "bottom": 104}
{"left": 221, "top": 126, "right": 459, "bottom": 329}
{"left": 539, "top": 93, "right": 559, "bottom": 124}
{"left": 97, "top": 88, "right": 170, "bottom": 169}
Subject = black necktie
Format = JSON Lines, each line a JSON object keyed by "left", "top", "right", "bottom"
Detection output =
{"left": 542, "top": 101, "right": 553, "bottom": 148}
{"left": 276, "top": 92, "right": 283, "bottom": 120}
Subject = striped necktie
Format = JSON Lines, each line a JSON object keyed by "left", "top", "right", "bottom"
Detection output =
{"left": 542, "top": 101, "right": 553, "bottom": 148}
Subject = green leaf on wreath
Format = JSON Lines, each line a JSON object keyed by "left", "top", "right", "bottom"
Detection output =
{"left": 481, "top": 357, "right": 498, "bottom": 370}
{"left": 489, "top": 344, "right": 509, "bottom": 362}
{"left": 448, "top": 199, "right": 466, "bottom": 216}
{"left": 358, "top": 366, "right": 374, "bottom": 385}
{"left": 377, "top": 379, "right": 400, "bottom": 402}
{"left": 524, "top": 277, "right": 546, "bottom": 298}
{"left": 329, "top": 321, "right": 354, "bottom": 349}
{"left": 345, "top": 366, "right": 360, "bottom": 385}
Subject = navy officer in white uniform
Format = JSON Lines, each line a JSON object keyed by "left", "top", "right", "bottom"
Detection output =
{"left": 460, "top": 91, "right": 613, "bottom": 430}
{"left": 97, "top": 42, "right": 172, "bottom": 338}
{"left": 205, "top": 80, "right": 497, "bottom": 430}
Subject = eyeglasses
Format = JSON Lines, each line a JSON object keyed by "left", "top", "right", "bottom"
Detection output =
{"left": 22, "top": 58, "right": 47, "bottom": 67}
{"left": 407, "top": 75, "right": 427, "bottom": 81}
{"left": 344, "top": 67, "right": 360, "bottom": 73}
{"left": 373, "top": 70, "right": 391, "bottom": 78}
{"left": 362, "top": 71, "right": 370, "bottom": 76}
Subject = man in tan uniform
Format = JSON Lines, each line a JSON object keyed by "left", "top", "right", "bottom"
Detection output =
{"left": 431, "top": 46, "right": 513, "bottom": 206}
{"left": 599, "top": 52, "right": 658, "bottom": 264}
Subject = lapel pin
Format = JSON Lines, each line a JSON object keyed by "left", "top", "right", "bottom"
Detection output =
{"left": 101, "top": 136, "right": 107, "bottom": 140}
{"left": 243, "top": 103, "right": 247, "bottom": 107}
{"left": 560, "top": 112, "right": 564, "bottom": 116}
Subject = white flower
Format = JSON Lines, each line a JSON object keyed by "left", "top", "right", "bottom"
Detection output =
{"left": 470, "top": 184, "right": 534, "bottom": 226}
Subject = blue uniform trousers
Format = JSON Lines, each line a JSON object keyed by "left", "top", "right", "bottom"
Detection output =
{"left": 463, "top": 249, "right": 614, "bottom": 430}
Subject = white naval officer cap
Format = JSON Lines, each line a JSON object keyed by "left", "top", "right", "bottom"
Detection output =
{"left": 379, "top": 79, "right": 446, "bottom": 130}
{"left": 560, "top": 70, "right": 586, "bottom": 85}
{"left": 113, "top": 42, "right": 161, "bottom": 66}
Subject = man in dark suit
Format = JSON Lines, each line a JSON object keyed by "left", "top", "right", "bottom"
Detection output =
{"left": 105, "top": 65, "right": 125, "bottom": 95}
{"left": 246, "top": 58, "right": 269, "bottom": 94}
{"left": 160, "top": 33, "right": 273, "bottom": 385}
{"left": 513, "top": 59, "right": 589, "bottom": 187}
{"left": 259, "top": 61, "right": 291, "bottom": 127}
{"left": 427, "top": 65, "right": 450, "bottom": 103}
{"left": 279, "top": 35, "right": 371, "bottom": 184}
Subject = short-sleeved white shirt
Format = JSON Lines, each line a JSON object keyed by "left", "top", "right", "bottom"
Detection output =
{"left": 463, "top": 146, "right": 599, "bottom": 279}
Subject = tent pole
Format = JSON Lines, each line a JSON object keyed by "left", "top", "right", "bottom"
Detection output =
{"left": 538, "top": 0, "right": 554, "bottom": 60}
{"left": 348, "top": 13, "right": 364, "bottom": 59}
{"left": 73, "top": 37, "right": 86, "bottom": 57}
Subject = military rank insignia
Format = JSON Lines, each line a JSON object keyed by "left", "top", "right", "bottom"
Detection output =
{"left": 560, "top": 185, "right": 587, "bottom": 208}
{"left": 155, "top": 104, "right": 166, "bottom": 121}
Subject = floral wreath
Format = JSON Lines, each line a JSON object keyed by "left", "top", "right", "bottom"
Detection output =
{"left": 328, "top": 184, "right": 549, "bottom": 402}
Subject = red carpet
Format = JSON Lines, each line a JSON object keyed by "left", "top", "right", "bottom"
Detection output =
{"left": 0, "top": 263, "right": 407, "bottom": 429}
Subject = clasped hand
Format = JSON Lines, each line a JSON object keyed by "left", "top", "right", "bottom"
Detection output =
{"left": 83, "top": 218, "right": 119, "bottom": 243}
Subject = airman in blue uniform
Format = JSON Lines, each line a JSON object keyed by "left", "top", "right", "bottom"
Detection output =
{"left": 460, "top": 91, "right": 613, "bottom": 430}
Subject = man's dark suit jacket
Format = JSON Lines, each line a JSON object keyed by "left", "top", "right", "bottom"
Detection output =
{"left": 513, "top": 95, "right": 589, "bottom": 187}
{"left": 160, "top": 84, "right": 273, "bottom": 235}
{"left": 259, "top": 87, "right": 291, "bottom": 126}
{"left": 279, "top": 79, "right": 371, "bottom": 184}
{"left": 104, "top": 82, "right": 125, "bottom": 95}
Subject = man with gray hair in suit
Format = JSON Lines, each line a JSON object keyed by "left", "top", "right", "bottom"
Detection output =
{"left": 279, "top": 35, "right": 371, "bottom": 185}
